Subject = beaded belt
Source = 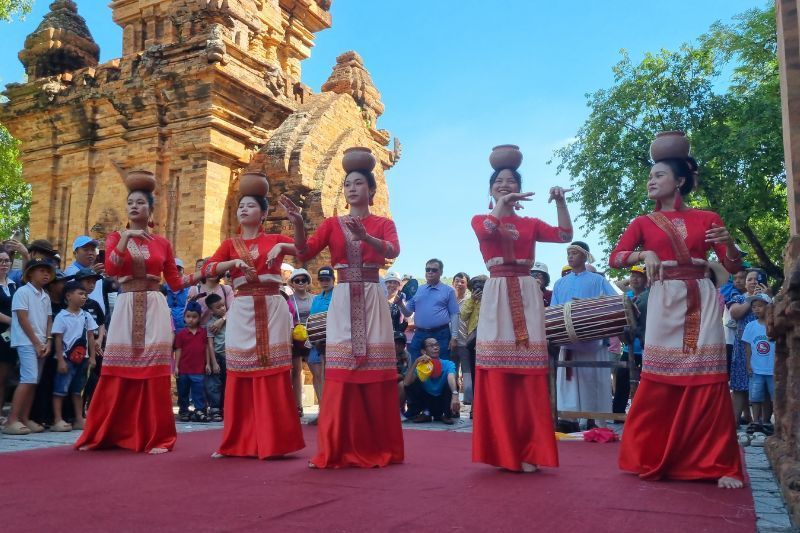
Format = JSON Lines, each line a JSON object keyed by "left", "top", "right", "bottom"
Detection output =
{"left": 336, "top": 267, "right": 380, "bottom": 283}
{"left": 120, "top": 279, "right": 161, "bottom": 293}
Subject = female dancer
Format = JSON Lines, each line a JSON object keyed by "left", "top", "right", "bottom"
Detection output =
{"left": 76, "top": 172, "right": 189, "bottom": 453}
{"left": 279, "top": 147, "right": 403, "bottom": 468}
{"left": 610, "top": 133, "right": 744, "bottom": 488}
{"left": 203, "top": 175, "right": 305, "bottom": 459}
{"left": 471, "top": 145, "right": 573, "bottom": 472}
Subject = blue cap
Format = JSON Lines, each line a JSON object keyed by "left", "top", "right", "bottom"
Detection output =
{"left": 185, "top": 301, "right": 202, "bottom": 315}
{"left": 72, "top": 235, "right": 98, "bottom": 251}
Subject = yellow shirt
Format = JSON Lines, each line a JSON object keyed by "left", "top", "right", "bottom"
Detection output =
{"left": 460, "top": 298, "right": 481, "bottom": 336}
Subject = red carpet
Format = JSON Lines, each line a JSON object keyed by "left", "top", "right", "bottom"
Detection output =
{"left": 0, "top": 427, "right": 755, "bottom": 532}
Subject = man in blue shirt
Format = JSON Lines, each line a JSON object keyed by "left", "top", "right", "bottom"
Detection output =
{"left": 163, "top": 259, "right": 190, "bottom": 331}
{"left": 402, "top": 337, "right": 459, "bottom": 424}
{"left": 395, "top": 258, "right": 460, "bottom": 362}
{"left": 552, "top": 241, "right": 617, "bottom": 428}
{"left": 64, "top": 236, "right": 106, "bottom": 314}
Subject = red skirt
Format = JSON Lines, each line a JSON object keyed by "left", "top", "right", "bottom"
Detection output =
{"left": 217, "top": 371, "right": 305, "bottom": 459}
{"left": 310, "top": 379, "right": 404, "bottom": 468}
{"left": 74, "top": 375, "right": 176, "bottom": 453}
{"left": 619, "top": 378, "right": 744, "bottom": 481}
{"left": 472, "top": 369, "right": 558, "bottom": 470}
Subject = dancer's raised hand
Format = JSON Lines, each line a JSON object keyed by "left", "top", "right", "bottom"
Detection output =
{"left": 548, "top": 187, "right": 573, "bottom": 204}
{"left": 498, "top": 191, "right": 534, "bottom": 211}
{"left": 344, "top": 216, "right": 368, "bottom": 241}
{"left": 279, "top": 195, "right": 304, "bottom": 226}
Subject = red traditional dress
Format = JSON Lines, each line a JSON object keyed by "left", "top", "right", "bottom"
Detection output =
{"left": 300, "top": 215, "right": 403, "bottom": 468}
{"left": 471, "top": 214, "right": 572, "bottom": 470}
{"left": 610, "top": 208, "right": 744, "bottom": 482}
{"left": 203, "top": 232, "right": 304, "bottom": 459}
{"left": 75, "top": 232, "right": 185, "bottom": 452}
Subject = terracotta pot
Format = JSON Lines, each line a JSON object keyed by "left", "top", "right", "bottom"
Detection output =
{"left": 650, "top": 131, "right": 690, "bottom": 161}
{"left": 489, "top": 144, "right": 523, "bottom": 171}
{"left": 342, "top": 147, "right": 376, "bottom": 173}
{"left": 124, "top": 170, "right": 156, "bottom": 193}
{"left": 239, "top": 172, "right": 269, "bottom": 197}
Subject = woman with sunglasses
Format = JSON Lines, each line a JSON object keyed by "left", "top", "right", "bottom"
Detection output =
{"left": 276, "top": 147, "right": 402, "bottom": 469}
{"left": 472, "top": 145, "right": 573, "bottom": 472}
{"left": 287, "top": 269, "right": 313, "bottom": 417}
{"left": 200, "top": 175, "right": 305, "bottom": 460}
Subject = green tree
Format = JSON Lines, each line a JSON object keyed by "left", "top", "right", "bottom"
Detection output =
{"left": 553, "top": 6, "right": 787, "bottom": 282}
{"left": 0, "top": 0, "right": 32, "bottom": 22}
{"left": 0, "top": 124, "right": 30, "bottom": 240}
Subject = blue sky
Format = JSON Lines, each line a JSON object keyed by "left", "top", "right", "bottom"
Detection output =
{"left": 0, "top": 1, "right": 762, "bottom": 279}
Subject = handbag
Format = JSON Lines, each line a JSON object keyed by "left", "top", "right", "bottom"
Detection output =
{"left": 67, "top": 338, "right": 87, "bottom": 365}
{"left": 291, "top": 296, "right": 309, "bottom": 342}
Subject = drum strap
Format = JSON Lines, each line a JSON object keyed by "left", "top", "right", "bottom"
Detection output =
{"left": 231, "top": 237, "right": 270, "bottom": 366}
{"left": 339, "top": 217, "right": 368, "bottom": 363}
{"left": 646, "top": 212, "right": 700, "bottom": 353}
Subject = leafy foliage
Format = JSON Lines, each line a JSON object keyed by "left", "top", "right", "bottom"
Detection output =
{"left": 553, "top": 6, "right": 787, "bottom": 281}
{"left": 0, "top": 0, "right": 32, "bottom": 22}
{"left": 0, "top": 124, "right": 31, "bottom": 240}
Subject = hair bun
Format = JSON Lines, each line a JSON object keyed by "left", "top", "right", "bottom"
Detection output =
{"left": 124, "top": 170, "right": 156, "bottom": 193}
{"left": 342, "top": 147, "right": 377, "bottom": 173}
{"left": 489, "top": 145, "right": 523, "bottom": 171}
{"left": 650, "top": 131, "right": 691, "bottom": 162}
{"left": 239, "top": 172, "right": 269, "bottom": 197}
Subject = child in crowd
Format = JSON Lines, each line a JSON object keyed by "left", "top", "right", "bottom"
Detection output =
{"left": 395, "top": 331, "right": 410, "bottom": 415}
{"left": 74, "top": 268, "right": 106, "bottom": 361}
{"left": 50, "top": 281, "right": 98, "bottom": 431}
{"left": 204, "top": 293, "right": 226, "bottom": 422}
{"left": 174, "top": 302, "right": 211, "bottom": 422}
{"left": 3, "top": 260, "right": 54, "bottom": 435}
{"left": 742, "top": 293, "right": 775, "bottom": 433}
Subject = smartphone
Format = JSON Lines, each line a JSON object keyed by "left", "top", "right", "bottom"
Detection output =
{"left": 1, "top": 330, "right": 10, "bottom": 343}
{"left": 96, "top": 250, "right": 105, "bottom": 264}
{"left": 755, "top": 270, "right": 767, "bottom": 285}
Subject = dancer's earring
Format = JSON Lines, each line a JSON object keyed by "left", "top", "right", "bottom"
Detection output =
{"left": 488, "top": 196, "right": 494, "bottom": 210}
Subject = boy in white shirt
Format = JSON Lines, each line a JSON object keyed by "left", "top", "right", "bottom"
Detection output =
{"left": 51, "top": 281, "right": 98, "bottom": 431}
{"left": 741, "top": 293, "right": 775, "bottom": 430}
{"left": 3, "top": 259, "right": 54, "bottom": 435}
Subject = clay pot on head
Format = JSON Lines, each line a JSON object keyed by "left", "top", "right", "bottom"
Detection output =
{"left": 650, "top": 131, "right": 690, "bottom": 162}
{"left": 342, "top": 147, "right": 377, "bottom": 173}
{"left": 489, "top": 144, "right": 523, "bottom": 171}
{"left": 239, "top": 172, "right": 270, "bottom": 198}
{"left": 125, "top": 170, "right": 156, "bottom": 193}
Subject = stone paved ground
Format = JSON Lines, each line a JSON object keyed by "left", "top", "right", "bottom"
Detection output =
{"left": 1, "top": 412, "right": 795, "bottom": 532}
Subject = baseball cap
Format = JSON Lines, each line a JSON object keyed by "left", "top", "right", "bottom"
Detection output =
{"left": 72, "top": 235, "right": 99, "bottom": 251}
{"left": 384, "top": 271, "right": 402, "bottom": 283}
{"left": 290, "top": 268, "right": 311, "bottom": 281}
{"left": 175, "top": 258, "right": 185, "bottom": 269}
{"left": 561, "top": 265, "right": 572, "bottom": 274}
{"left": 746, "top": 293, "right": 772, "bottom": 305}
{"left": 630, "top": 265, "right": 646, "bottom": 275}
{"left": 317, "top": 266, "right": 334, "bottom": 279}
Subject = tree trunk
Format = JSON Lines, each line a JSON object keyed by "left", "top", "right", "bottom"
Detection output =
{"left": 739, "top": 224, "right": 784, "bottom": 282}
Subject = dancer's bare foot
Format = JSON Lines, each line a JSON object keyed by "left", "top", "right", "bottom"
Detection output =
{"left": 521, "top": 462, "right": 539, "bottom": 473}
{"left": 308, "top": 461, "right": 317, "bottom": 469}
{"left": 211, "top": 452, "right": 226, "bottom": 459}
{"left": 77, "top": 445, "right": 90, "bottom": 451}
{"left": 718, "top": 476, "right": 743, "bottom": 489}
{"left": 148, "top": 447, "right": 169, "bottom": 455}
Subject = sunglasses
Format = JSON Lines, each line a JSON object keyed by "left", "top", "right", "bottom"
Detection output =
{"left": 293, "top": 278, "right": 310, "bottom": 284}
{"left": 425, "top": 268, "right": 439, "bottom": 273}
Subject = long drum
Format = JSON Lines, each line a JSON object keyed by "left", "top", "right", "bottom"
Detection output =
{"left": 544, "top": 295, "right": 636, "bottom": 345}
{"left": 306, "top": 312, "right": 328, "bottom": 344}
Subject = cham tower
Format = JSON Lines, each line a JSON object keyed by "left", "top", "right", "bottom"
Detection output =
{"left": 0, "top": 0, "right": 400, "bottom": 271}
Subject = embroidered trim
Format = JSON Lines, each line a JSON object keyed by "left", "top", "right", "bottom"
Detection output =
{"left": 610, "top": 250, "right": 633, "bottom": 269}
{"left": 642, "top": 343, "right": 727, "bottom": 376}
{"left": 475, "top": 340, "right": 549, "bottom": 369}
{"left": 126, "top": 239, "right": 148, "bottom": 354}
{"left": 225, "top": 344, "right": 291, "bottom": 372}
{"left": 103, "top": 342, "right": 173, "bottom": 368}
{"left": 506, "top": 276, "right": 529, "bottom": 347}
{"left": 483, "top": 217, "right": 499, "bottom": 232}
{"left": 326, "top": 342, "right": 395, "bottom": 371}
